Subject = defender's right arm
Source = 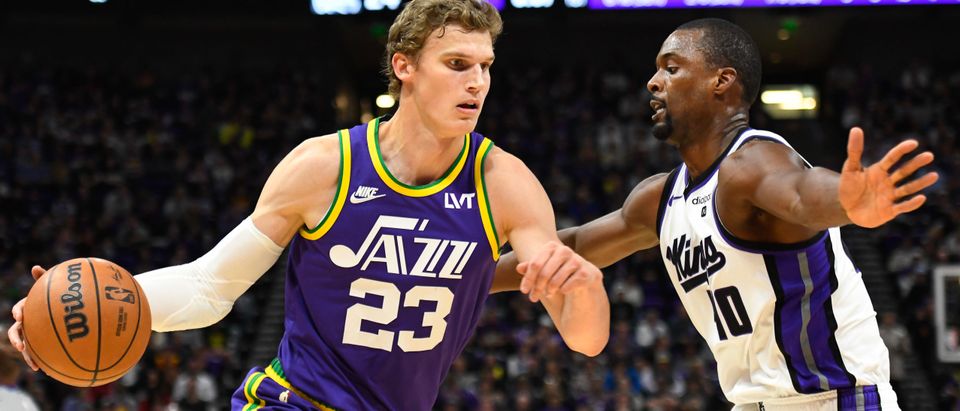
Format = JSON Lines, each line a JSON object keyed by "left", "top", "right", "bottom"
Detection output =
{"left": 491, "top": 172, "right": 670, "bottom": 294}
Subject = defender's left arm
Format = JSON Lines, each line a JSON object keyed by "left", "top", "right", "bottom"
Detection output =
{"left": 726, "top": 127, "right": 938, "bottom": 231}
{"left": 483, "top": 147, "right": 609, "bottom": 357}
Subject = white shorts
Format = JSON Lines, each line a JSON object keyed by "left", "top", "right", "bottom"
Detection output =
{"left": 732, "top": 384, "right": 899, "bottom": 411}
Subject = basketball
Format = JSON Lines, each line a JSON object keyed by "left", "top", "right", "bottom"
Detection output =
{"left": 21, "top": 258, "right": 152, "bottom": 387}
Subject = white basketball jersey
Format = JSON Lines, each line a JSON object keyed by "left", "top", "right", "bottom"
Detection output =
{"left": 656, "top": 129, "right": 892, "bottom": 405}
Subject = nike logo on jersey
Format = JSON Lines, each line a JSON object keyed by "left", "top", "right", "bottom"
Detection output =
{"left": 669, "top": 194, "right": 711, "bottom": 207}
{"left": 350, "top": 185, "right": 386, "bottom": 204}
{"left": 665, "top": 234, "right": 726, "bottom": 292}
{"left": 329, "top": 215, "right": 477, "bottom": 280}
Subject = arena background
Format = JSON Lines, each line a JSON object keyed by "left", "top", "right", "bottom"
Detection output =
{"left": 0, "top": 1, "right": 958, "bottom": 410}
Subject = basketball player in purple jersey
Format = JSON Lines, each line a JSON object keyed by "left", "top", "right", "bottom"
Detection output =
{"left": 8, "top": 1, "right": 610, "bottom": 409}
{"left": 499, "top": 19, "right": 937, "bottom": 410}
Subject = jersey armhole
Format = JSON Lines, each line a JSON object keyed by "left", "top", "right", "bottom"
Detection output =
{"left": 300, "top": 130, "right": 352, "bottom": 240}
{"left": 655, "top": 167, "right": 681, "bottom": 237}
{"left": 739, "top": 133, "right": 813, "bottom": 169}
{"left": 475, "top": 138, "right": 501, "bottom": 261}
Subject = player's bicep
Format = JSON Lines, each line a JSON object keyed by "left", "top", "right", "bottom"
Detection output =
{"left": 484, "top": 151, "right": 559, "bottom": 259}
{"left": 726, "top": 142, "right": 809, "bottom": 222}
{"left": 580, "top": 172, "right": 670, "bottom": 263}
{"left": 251, "top": 134, "right": 341, "bottom": 247}
{"left": 570, "top": 208, "right": 650, "bottom": 269}
{"left": 752, "top": 169, "right": 806, "bottom": 220}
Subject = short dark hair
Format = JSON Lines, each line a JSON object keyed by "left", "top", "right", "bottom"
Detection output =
{"left": 677, "top": 18, "right": 761, "bottom": 106}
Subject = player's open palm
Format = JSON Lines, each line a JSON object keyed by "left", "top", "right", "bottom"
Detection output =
{"left": 7, "top": 265, "right": 47, "bottom": 371}
{"left": 516, "top": 241, "right": 603, "bottom": 303}
{"left": 839, "top": 127, "right": 939, "bottom": 228}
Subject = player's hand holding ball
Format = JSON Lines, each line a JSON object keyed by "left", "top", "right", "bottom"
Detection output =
{"left": 517, "top": 241, "right": 604, "bottom": 303}
{"left": 7, "top": 258, "right": 151, "bottom": 387}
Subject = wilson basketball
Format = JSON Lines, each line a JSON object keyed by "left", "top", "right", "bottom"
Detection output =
{"left": 21, "top": 257, "right": 152, "bottom": 387}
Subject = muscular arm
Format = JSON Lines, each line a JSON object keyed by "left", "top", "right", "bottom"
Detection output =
{"left": 722, "top": 141, "right": 850, "bottom": 232}
{"left": 491, "top": 172, "right": 668, "bottom": 293}
{"left": 136, "top": 134, "right": 341, "bottom": 331}
{"left": 8, "top": 133, "right": 342, "bottom": 368}
{"left": 721, "top": 128, "right": 938, "bottom": 241}
{"left": 249, "top": 135, "right": 342, "bottom": 246}
{"left": 483, "top": 147, "right": 609, "bottom": 356}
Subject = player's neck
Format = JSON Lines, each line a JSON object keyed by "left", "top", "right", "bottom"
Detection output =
{"left": 376, "top": 105, "right": 467, "bottom": 187}
{"left": 677, "top": 112, "right": 749, "bottom": 179}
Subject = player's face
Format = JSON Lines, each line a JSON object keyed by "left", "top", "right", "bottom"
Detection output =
{"left": 406, "top": 25, "right": 494, "bottom": 138}
{"left": 647, "top": 29, "right": 714, "bottom": 143}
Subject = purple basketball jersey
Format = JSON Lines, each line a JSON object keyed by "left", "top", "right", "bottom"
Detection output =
{"left": 274, "top": 119, "right": 499, "bottom": 410}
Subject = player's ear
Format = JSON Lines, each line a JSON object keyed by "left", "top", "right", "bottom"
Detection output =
{"left": 714, "top": 67, "right": 738, "bottom": 97}
{"left": 392, "top": 52, "right": 415, "bottom": 83}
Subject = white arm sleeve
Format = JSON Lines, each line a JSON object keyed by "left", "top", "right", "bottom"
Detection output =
{"left": 135, "top": 217, "right": 284, "bottom": 332}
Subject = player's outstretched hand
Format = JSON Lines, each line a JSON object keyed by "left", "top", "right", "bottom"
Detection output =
{"left": 7, "top": 265, "right": 47, "bottom": 371}
{"left": 517, "top": 241, "right": 603, "bottom": 303}
{"left": 839, "top": 127, "right": 939, "bottom": 228}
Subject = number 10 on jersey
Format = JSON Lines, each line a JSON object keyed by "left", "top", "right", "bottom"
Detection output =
{"left": 707, "top": 286, "right": 753, "bottom": 340}
{"left": 342, "top": 278, "right": 454, "bottom": 352}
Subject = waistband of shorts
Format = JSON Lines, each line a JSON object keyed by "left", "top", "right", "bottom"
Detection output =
{"left": 266, "top": 358, "right": 340, "bottom": 411}
{"left": 754, "top": 383, "right": 892, "bottom": 407}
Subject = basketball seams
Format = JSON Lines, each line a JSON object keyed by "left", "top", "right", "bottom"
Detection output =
{"left": 98, "top": 263, "right": 147, "bottom": 372}
{"left": 45, "top": 262, "right": 98, "bottom": 372}
{"left": 27, "top": 338, "right": 129, "bottom": 383}
{"left": 87, "top": 258, "right": 103, "bottom": 386}
{"left": 27, "top": 258, "right": 150, "bottom": 386}
{"left": 41, "top": 261, "right": 100, "bottom": 376}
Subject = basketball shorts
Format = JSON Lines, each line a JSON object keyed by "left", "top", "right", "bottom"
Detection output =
{"left": 230, "top": 359, "right": 338, "bottom": 411}
{"left": 733, "top": 384, "right": 899, "bottom": 411}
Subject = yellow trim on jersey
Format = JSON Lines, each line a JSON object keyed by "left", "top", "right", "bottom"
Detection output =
{"left": 475, "top": 138, "right": 501, "bottom": 261}
{"left": 367, "top": 117, "right": 470, "bottom": 197}
{"left": 300, "top": 130, "right": 352, "bottom": 240}
{"left": 264, "top": 363, "right": 338, "bottom": 411}
{"left": 243, "top": 372, "right": 267, "bottom": 411}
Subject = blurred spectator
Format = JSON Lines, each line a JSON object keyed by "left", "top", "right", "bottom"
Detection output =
{"left": 878, "top": 311, "right": 911, "bottom": 393}
{"left": 0, "top": 327, "right": 39, "bottom": 411}
{"left": 826, "top": 59, "right": 960, "bottom": 410}
{"left": 2, "top": 54, "right": 957, "bottom": 410}
{"left": 172, "top": 357, "right": 217, "bottom": 411}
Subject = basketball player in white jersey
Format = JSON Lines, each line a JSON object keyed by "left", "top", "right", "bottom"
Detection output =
{"left": 497, "top": 18, "right": 938, "bottom": 410}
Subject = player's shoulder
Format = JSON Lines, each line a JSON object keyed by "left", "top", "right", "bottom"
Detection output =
{"left": 478, "top": 143, "right": 513, "bottom": 163}
{"left": 727, "top": 129, "right": 797, "bottom": 162}
{"left": 626, "top": 171, "right": 674, "bottom": 203}
{"left": 286, "top": 132, "right": 342, "bottom": 166}
{"left": 623, "top": 171, "right": 673, "bottom": 229}
{"left": 480, "top": 145, "right": 527, "bottom": 176}
{"left": 478, "top": 145, "right": 544, "bottom": 214}
{"left": 721, "top": 130, "right": 805, "bottom": 186}
{"left": 269, "top": 132, "right": 343, "bottom": 193}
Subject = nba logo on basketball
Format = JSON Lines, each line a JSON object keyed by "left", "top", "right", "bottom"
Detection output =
{"left": 104, "top": 287, "right": 136, "bottom": 304}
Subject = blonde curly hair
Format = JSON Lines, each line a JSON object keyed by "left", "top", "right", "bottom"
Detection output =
{"left": 382, "top": 0, "right": 502, "bottom": 98}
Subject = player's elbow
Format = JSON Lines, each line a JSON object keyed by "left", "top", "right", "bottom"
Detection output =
{"left": 151, "top": 298, "right": 233, "bottom": 332}
{"left": 572, "top": 342, "right": 606, "bottom": 358}
{"left": 568, "top": 334, "right": 609, "bottom": 357}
